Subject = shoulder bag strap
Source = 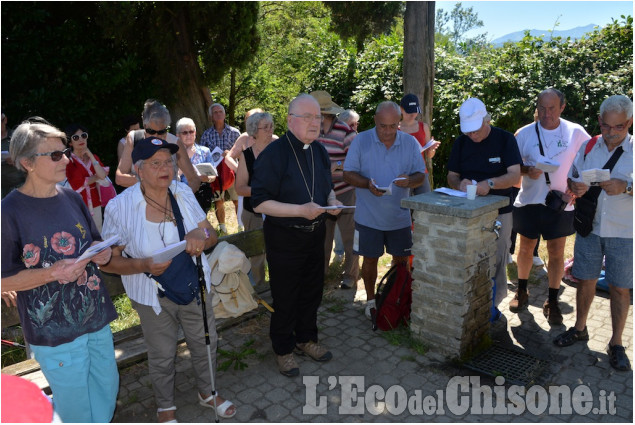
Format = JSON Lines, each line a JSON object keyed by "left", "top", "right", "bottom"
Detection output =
{"left": 585, "top": 145, "right": 625, "bottom": 200}
{"left": 534, "top": 123, "right": 551, "bottom": 186}
{"left": 167, "top": 189, "right": 186, "bottom": 240}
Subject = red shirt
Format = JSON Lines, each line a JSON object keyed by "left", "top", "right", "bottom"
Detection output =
{"left": 66, "top": 153, "right": 104, "bottom": 208}
{"left": 404, "top": 121, "right": 427, "bottom": 160}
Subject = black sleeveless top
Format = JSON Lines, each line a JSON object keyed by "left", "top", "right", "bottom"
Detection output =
{"left": 243, "top": 146, "right": 256, "bottom": 213}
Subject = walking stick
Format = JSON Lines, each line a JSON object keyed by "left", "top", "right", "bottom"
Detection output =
{"left": 197, "top": 255, "right": 219, "bottom": 423}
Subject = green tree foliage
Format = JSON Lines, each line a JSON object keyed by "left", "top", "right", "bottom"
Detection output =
{"left": 309, "top": 16, "right": 633, "bottom": 186}
{"left": 324, "top": 1, "right": 404, "bottom": 51}
{"left": 1, "top": 2, "right": 151, "bottom": 171}
{"left": 98, "top": 1, "right": 260, "bottom": 130}
{"left": 210, "top": 1, "right": 334, "bottom": 131}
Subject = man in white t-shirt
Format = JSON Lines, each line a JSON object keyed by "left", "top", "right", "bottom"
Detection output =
{"left": 510, "top": 89, "right": 591, "bottom": 325}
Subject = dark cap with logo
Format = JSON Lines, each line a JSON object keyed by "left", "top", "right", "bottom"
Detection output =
{"left": 132, "top": 137, "right": 179, "bottom": 163}
{"left": 400, "top": 94, "right": 421, "bottom": 114}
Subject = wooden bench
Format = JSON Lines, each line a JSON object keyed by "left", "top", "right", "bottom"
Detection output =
{"left": 1, "top": 229, "right": 268, "bottom": 392}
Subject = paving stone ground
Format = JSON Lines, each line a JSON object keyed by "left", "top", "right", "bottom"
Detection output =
{"left": 113, "top": 263, "right": 633, "bottom": 423}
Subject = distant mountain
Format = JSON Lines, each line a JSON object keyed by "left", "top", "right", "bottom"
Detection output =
{"left": 491, "top": 24, "right": 599, "bottom": 47}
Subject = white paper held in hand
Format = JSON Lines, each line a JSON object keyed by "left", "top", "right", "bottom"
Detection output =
{"left": 74, "top": 236, "right": 120, "bottom": 263}
{"left": 151, "top": 240, "right": 187, "bottom": 263}
{"left": 535, "top": 157, "right": 560, "bottom": 173}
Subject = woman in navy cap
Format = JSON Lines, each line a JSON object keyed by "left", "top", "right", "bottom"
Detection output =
{"left": 399, "top": 93, "right": 440, "bottom": 194}
{"left": 101, "top": 137, "right": 236, "bottom": 422}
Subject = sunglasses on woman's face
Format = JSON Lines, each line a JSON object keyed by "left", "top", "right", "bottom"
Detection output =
{"left": 70, "top": 132, "right": 88, "bottom": 141}
{"left": 33, "top": 147, "right": 72, "bottom": 162}
{"left": 146, "top": 127, "right": 169, "bottom": 136}
{"left": 179, "top": 130, "right": 195, "bottom": 135}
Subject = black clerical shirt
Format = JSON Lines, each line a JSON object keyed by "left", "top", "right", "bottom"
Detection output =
{"left": 250, "top": 131, "right": 333, "bottom": 227}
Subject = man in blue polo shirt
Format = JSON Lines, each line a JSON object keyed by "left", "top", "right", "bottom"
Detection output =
{"left": 343, "top": 101, "right": 426, "bottom": 324}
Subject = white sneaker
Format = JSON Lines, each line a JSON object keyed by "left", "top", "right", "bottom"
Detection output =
{"left": 365, "top": 299, "right": 376, "bottom": 320}
{"left": 508, "top": 253, "right": 514, "bottom": 264}
{"left": 533, "top": 256, "right": 544, "bottom": 267}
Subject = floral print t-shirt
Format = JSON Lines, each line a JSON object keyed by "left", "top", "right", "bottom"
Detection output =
{"left": 1, "top": 187, "right": 117, "bottom": 347}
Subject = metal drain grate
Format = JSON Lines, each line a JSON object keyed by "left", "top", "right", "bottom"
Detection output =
{"left": 464, "top": 345, "right": 551, "bottom": 386}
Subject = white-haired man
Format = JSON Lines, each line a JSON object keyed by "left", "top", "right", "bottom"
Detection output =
{"left": 553, "top": 95, "right": 633, "bottom": 372}
{"left": 200, "top": 103, "right": 241, "bottom": 235}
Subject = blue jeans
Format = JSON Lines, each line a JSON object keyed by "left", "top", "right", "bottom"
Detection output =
{"left": 30, "top": 325, "right": 119, "bottom": 423}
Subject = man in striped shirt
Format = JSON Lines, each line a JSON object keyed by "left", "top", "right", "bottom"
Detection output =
{"left": 199, "top": 103, "right": 240, "bottom": 235}
{"left": 310, "top": 91, "right": 359, "bottom": 289}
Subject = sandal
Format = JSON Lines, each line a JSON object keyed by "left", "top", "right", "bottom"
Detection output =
{"left": 553, "top": 327, "right": 589, "bottom": 347}
{"left": 607, "top": 344, "right": 631, "bottom": 371}
{"left": 157, "top": 406, "right": 178, "bottom": 423}
{"left": 198, "top": 393, "right": 237, "bottom": 419}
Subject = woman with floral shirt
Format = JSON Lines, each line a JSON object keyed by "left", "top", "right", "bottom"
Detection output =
{"left": 0, "top": 121, "right": 119, "bottom": 422}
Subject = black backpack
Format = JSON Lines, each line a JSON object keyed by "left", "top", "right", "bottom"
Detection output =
{"left": 373, "top": 263, "right": 413, "bottom": 331}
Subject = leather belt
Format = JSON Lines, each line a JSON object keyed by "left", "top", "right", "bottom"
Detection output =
{"left": 289, "top": 220, "right": 323, "bottom": 232}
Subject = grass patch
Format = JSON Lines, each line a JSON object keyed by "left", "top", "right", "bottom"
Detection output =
{"left": 110, "top": 293, "right": 140, "bottom": 333}
{"left": 321, "top": 295, "right": 347, "bottom": 313}
{"left": 380, "top": 324, "right": 427, "bottom": 356}
{"left": 1, "top": 328, "right": 27, "bottom": 368}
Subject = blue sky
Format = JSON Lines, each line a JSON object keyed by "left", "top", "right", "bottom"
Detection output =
{"left": 437, "top": 1, "right": 634, "bottom": 40}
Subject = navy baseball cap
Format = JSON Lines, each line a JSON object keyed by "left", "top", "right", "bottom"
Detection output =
{"left": 400, "top": 94, "right": 421, "bottom": 114}
{"left": 132, "top": 137, "right": 179, "bottom": 163}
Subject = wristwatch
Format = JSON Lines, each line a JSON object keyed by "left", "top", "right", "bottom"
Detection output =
{"left": 625, "top": 181, "right": 633, "bottom": 195}
{"left": 487, "top": 179, "right": 495, "bottom": 189}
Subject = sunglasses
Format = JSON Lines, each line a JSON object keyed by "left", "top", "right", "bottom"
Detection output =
{"left": 70, "top": 132, "right": 88, "bottom": 141}
{"left": 179, "top": 130, "right": 195, "bottom": 135}
{"left": 146, "top": 127, "right": 169, "bottom": 136}
{"left": 33, "top": 147, "right": 72, "bottom": 162}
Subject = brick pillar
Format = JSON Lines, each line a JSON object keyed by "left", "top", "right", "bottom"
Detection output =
{"left": 402, "top": 192, "right": 508, "bottom": 359}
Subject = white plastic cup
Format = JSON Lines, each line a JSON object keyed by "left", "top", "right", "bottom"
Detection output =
{"left": 466, "top": 184, "right": 477, "bottom": 200}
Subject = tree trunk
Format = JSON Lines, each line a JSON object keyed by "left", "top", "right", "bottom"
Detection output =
{"left": 164, "top": 6, "right": 212, "bottom": 133}
{"left": 403, "top": 1, "right": 436, "bottom": 187}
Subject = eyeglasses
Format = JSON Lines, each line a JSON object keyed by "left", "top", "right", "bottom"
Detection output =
{"left": 257, "top": 124, "right": 274, "bottom": 130}
{"left": 599, "top": 119, "right": 629, "bottom": 132}
{"left": 146, "top": 127, "right": 169, "bottom": 136}
{"left": 147, "top": 159, "right": 175, "bottom": 169}
{"left": 70, "top": 132, "right": 88, "bottom": 142}
{"left": 289, "top": 113, "right": 323, "bottom": 123}
{"left": 33, "top": 148, "right": 72, "bottom": 162}
{"left": 179, "top": 130, "right": 195, "bottom": 135}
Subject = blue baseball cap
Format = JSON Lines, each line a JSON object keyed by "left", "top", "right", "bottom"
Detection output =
{"left": 132, "top": 137, "right": 179, "bottom": 163}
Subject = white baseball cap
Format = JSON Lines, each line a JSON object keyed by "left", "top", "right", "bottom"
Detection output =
{"left": 459, "top": 98, "right": 488, "bottom": 133}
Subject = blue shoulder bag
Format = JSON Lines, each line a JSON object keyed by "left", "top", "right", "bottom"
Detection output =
{"left": 146, "top": 190, "right": 200, "bottom": 305}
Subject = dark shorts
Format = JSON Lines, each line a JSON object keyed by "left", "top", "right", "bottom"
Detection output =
{"left": 353, "top": 222, "right": 412, "bottom": 258}
{"left": 512, "top": 204, "right": 575, "bottom": 240}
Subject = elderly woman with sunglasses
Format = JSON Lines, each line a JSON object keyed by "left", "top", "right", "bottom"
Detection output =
{"left": 101, "top": 137, "right": 236, "bottom": 422}
{"left": 0, "top": 121, "right": 119, "bottom": 422}
{"left": 64, "top": 124, "right": 109, "bottom": 231}
{"left": 116, "top": 99, "right": 200, "bottom": 194}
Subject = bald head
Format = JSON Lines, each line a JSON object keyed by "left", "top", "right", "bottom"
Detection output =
{"left": 287, "top": 94, "right": 322, "bottom": 144}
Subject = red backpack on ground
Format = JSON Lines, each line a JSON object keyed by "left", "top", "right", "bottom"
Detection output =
{"left": 373, "top": 263, "right": 413, "bottom": 331}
